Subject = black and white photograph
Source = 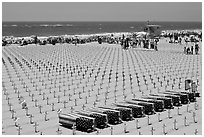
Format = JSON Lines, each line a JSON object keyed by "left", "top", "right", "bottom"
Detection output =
{"left": 2, "top": 1, "right": 202, "bottom": 135}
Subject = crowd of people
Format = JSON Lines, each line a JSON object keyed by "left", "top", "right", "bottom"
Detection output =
{"left": 184, "top": 42, "right": 200, "bottom": 55}
{"left": 161, "top": 30, "right": 201, "bottom": 55}
{"left": 2, "top": 30, "right": 202, "bottom": 54}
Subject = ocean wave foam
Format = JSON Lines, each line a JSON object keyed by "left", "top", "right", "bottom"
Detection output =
{"left": 3, "top": 24, "right": 73, "bottom": 28}
{"left": 3, "top": 24, "right": 18, "bottom": 27}
{"left": 2, "top": 29, "right": 202, "bottom": 41}
{"left": 39, "top": 24, "right": 73, "bottom": 27}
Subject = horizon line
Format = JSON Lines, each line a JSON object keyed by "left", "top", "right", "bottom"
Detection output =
{"left": 2, "top": 20, "right": 202, "bottom": 22}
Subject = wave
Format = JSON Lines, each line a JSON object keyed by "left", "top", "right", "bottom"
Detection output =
{"left": 3, "top": 24, "right": 73, "bottom": 28}
{"left": 3, "top": 24, "right": 18, "bottom": 27}
{"left": 39, "top": 24, "right": 73, "bottom": 27}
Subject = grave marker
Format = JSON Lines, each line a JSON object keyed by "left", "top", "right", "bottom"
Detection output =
{"left": 30, "top": 114, "right": 34, "bottom": 124}
{"left": 34, "top": 122, "right": 39, "bottom": 133}
{"left": 174, "top": 119, "right": 178, "bottom": 130}
{"left": 17, "top": 125, "right": 22, "bottom": 135}
{"left": 163, "top": 123, "right": 167, "bottom": 135}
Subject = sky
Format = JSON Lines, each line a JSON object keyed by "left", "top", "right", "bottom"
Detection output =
{"left": 2, "top": 2, "right": 202, "bottom": 22}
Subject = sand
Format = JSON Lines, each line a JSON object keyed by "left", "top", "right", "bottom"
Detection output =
{"left": 2, "top": 38, "right": 202, "bottom": 135}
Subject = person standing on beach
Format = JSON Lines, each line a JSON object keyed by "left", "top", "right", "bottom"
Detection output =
{"left": 195, "top": 42, "right": 199, "bottom": 54}
{"left": 34, "top": 36, "right": 38, "bottom": 45}
{"left": 186, "top": 47, "right": 190, "bottom": 54}
{"left": 184, "top": 46, "right": 187, "bottom": 54}
{"left": 179, "top": 37, "right": 182, "bottom": 45}
{"left": 191, "top": 45, "right": 194, "bottom": 54}
{"left": 185, "top": 37, "right": 189, "bottom": 45}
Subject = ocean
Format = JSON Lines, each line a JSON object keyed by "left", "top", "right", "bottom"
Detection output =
{"left": 2, "top": 21, "right": 202, "bottom": 37}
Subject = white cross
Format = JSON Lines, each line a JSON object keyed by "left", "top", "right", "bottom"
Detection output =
{"left": 151, "top": 126, "right": 155, "bottom": 135}
{"left": 17, "top": 125, "right": 22, "bottom": 135}
{"left": 174, "top": 119, "right": 178, "bottom": 130}
{"left": 163, "top": 124, "right": 167, "bottom": 135}
{"left": 34, "top": 122, "right": 39, "bottom": 133}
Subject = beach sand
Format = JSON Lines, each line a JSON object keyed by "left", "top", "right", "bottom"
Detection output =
{"left": 2, "top": 38, "right": 202, "bottom": 135}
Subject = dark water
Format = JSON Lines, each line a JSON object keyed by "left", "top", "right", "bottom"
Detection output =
{"left": 2, "top": 21, "right": 202, "bottom": 37}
